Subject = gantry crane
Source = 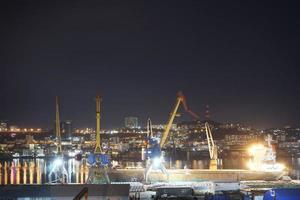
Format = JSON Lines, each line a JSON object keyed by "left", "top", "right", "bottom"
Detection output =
{"left": 144, "top": 92, "right": 199, "bottom": 182}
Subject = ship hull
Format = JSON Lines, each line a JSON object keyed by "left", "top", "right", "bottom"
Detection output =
{"left": 107, "top": 169, "right": 286, "bottom": 182}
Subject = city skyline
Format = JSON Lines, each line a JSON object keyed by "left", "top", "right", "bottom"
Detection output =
{"left": 1, "top": 1, "right": 299, "bottom": 129}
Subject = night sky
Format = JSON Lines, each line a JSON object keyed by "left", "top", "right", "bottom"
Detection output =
{"left": 1, "top": 1, "right": 299, "bottom": 129}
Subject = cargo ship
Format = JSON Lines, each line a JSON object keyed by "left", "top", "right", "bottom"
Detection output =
{"left": 99, "top": 168, "right": 287, "bottom": 182}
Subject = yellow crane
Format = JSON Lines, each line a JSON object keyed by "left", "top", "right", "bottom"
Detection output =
{"left": 160, "top": 91, "right": 199, "bottom": 148}
{"left": 49, "top": 96, "right": 68, "bottom": 183}
{"left": 94, "top": 96, "right": 102, "bottom": 154}
{"left": 159, "top": 92, "right": 218, "bottom": 170}
{"left": 55, "top": 96, "right": 62, "bottom": 154}
{"left": 145, "top": 92, "right": 218, "bottom": 182}
{"left": 87, "top": 96, "right": 110, "bottom": 184}
{"left": 144, "top": 92, "right": 198, "bottom": 182}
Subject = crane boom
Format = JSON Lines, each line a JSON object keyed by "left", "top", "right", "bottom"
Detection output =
{"left": 179, "top": 91, "right": 200, "bottom": 119}
{"left": 160, "top": 95, "right": 182, "bottom": 148}
{"left": 205, "top": 122, "right": 215, "bottom": 159}
{"left": 160, "top": 92, "right": 198, "bottom": 148}
{"left": 55, "top": 96, "right": 62, "bottom": 155}
{"left": 205, "top": 122, "right": 218, "bottom": 170}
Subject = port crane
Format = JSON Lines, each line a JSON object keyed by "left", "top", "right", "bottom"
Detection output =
{"left": 144, "top": 92, "right": 199, "bottom": 182}
{"left": 142, "top": 118, "right": 153, "bottom": 161}
{"left": 160, "top": 91, "right": 199, "bottom": 148}
{"left": 86, "top": 96, "right": 110, "bottom": 184}
{"left": 48, "top": 96, "right": 68, "bottom": 184}
{"left": 205, "top": 122, "right": 218, "bottom": 170}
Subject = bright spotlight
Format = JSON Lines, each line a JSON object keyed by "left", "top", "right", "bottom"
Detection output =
{"left": 248, "top": 144, "right": 265, "bottom": 155}
{"left": 153, "top": 157, "right": 161, "bottom": 168}
{"left": 247, "top": 143, "right": 285, "bottom": 172}
{"left": 53, "top": 157, "right": 63, "bottom": 167}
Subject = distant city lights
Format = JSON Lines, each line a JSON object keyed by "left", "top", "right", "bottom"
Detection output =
{"left": 0, "top": 127, "right": 44, "bottom": 133}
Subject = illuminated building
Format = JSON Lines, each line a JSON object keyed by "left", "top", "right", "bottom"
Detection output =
{"left": 124, "top": 117, "right": 139, "bottom": 129}
{"left": 225, "top": 134, "right": 259, "bottom": 146}
{"left": 25, "top": 135, "right": 34, "bottom": 144}
{"left": 61, "top": 120, "right": 73, "bottom": 140}
{"left": 0, "top": 121, "right": 8, "bottom": 131}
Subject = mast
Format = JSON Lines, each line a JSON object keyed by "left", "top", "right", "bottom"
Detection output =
{"left": 55, "top": 96, "right": 62, "bottom": 154}
{"left": 94, "top": 95, "right": 102, "bottom": 153}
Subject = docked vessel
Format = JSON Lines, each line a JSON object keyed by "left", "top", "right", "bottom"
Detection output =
{"left": 104, "top": 169, "right": 287, "bottom": 182}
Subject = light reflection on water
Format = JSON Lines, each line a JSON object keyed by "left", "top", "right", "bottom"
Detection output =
{"left": 0, "top": 156, "right": 298, "bottom": 184}
{"left": 0, "top": 158, "right": 89, "bottom": 185}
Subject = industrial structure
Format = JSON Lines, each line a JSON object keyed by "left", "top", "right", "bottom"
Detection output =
{"left": 141, "top": 92, "right": 223, "bottom": 182}
{"left": 205, "top": 122, "right": 218, "bottom": 170}
{"left": 144, "top": 92, "right": 201, "bottom": 182}
{"left": 35, "top": 92, "right": 286, "bottom": 185}
{"left": 159, "top": 91, "right": 199, "bottom": 149}
{"left": 48, "top": 96, "right": 68, "bottom": 183}
{"left": 86, "top": 95, "right": 111, "bottom": 184}
{"left": 0, "top": 92, "right": 291, "bottom": 200}
{"left": 125, "top": 117, "right": 139, "bottom": 129}
{"left": 55, "top": 96, "right": 62, "bottom": 154}
{"left": 94, "top": 96, "right": 102, "bottom": 154}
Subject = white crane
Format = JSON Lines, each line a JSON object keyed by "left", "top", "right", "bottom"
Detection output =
{"left": 204, "top": 122, "right": 218, "bottom": 170}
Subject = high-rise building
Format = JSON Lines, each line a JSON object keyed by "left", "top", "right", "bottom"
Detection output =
{"left": 125, "top": 117, "right": 139, "bottom": 129}
{"left": 0, "top": 120, "right": 8, "bottom": 131}
{"left": 26, "top": 135, "right": 34, "bottom": 144}
{"left": 61, "top": 120, "right": 73, "bottom": 140}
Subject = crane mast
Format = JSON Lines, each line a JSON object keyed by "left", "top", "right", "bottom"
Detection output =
{"left": 49, "top": 96, "right": 68, "bottom": 184}
{"left": 55, "top": 96, "right": 62, "bottom": 155}
{"left": 94, "top": 96, "right": 102, "bottom": 154}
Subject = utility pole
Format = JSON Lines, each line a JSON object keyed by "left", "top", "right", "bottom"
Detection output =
{"left": 55, "top": 96, "right": 62, "bottom": 154}
{"left": 205, "top": 105, "right": 211, "bottom": 120}
{"left": 94, "top": 96, "right": 102, "bottom": 153}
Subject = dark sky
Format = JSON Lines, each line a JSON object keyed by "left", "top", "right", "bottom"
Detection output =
{"left": 0, "top": 1, "right": 299, "bottom": 129}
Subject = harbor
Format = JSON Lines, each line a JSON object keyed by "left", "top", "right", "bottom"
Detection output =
{"left": 0, "top": 156, "right": 298, "bottom": 199}
{"left": 1, "top": 0, "right": 300, "bottom": 198}
{"left": 0, "top": 93, "right": 299, "bottom": 199}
